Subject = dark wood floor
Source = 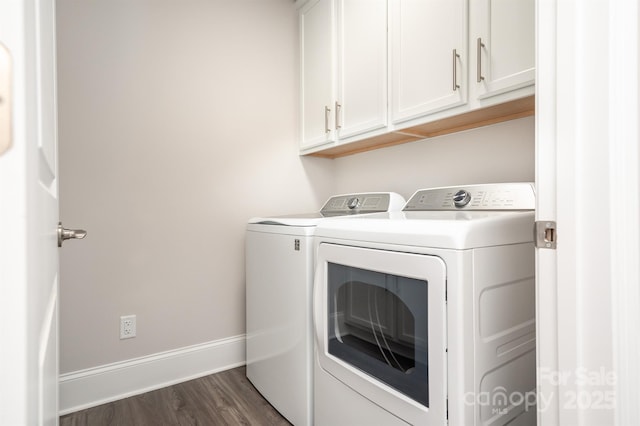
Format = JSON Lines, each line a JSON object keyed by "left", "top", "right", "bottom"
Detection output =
{"left": 60, "top": 366, "right": 292, "bottom": 426}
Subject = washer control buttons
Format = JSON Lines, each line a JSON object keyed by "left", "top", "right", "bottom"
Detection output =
{"left": 347, "top": 197, "right": 360, "bottom": 209}
{"left": 453, "top": 190, "right": 471, "bottom": 208}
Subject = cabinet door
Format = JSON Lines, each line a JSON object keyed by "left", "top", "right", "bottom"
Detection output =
{"left": 473, "top": 0, "right": 535, "bottom": 99}
{"left": 390, "top": 0, "right": 467, "bottom": 125}
{"left": 300, "top": 0, "right": 335, "bottom": 150}
{"left": 336, "top": 0, "right": 387, "bottom": 140}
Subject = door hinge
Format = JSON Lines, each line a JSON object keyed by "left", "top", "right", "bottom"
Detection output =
{"left": 535, "top": 221, "right": 557, "bottom": 249}
{"left": 294, "top": 239, "right": 300, "bottom": 251}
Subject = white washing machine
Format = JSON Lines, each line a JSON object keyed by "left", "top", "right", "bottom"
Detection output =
{"left": 246, "top": 192, "right": 405, "bottom": 426}
{"left": 312, "top": 183, "right": 537, "bottom": 426}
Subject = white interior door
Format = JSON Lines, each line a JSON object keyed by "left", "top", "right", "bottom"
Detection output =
{"left": 0, "top": 0, "right": 60, "bottom": 424}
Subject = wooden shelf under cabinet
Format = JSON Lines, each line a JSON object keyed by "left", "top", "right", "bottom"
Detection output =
{"left": 306, "top": 95, "right": 535, "bottom": 159}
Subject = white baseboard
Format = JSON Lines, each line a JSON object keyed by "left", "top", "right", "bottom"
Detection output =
{"left": 59, "top": 334, "right": 246, "bottom": 416}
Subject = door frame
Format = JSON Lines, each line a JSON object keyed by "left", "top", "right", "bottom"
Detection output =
{"left": 535, "top": 1, "right": 640, "bottom": 424}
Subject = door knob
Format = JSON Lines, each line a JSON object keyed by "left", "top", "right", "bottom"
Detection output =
{"left": 58, "top": 222, "right": 87, "bottom": 247}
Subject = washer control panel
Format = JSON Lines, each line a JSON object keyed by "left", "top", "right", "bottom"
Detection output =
{"left": 452, "top": 190, "right": 472, "bottom": 208}
{"left": 403, "top": 183, "right": 535, "bottom": 211}
{"left": 321, "top": 193, "right": 393, "bottom": 215}
{"left": 347, "top": 197, "right": 360, "bottom": 210}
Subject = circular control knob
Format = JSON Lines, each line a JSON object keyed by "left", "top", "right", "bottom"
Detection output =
{"left": 347, "top": 197, "right": 360, "bottom": 210}
{"left": 453, "top": 190, "right": 471, "bottom": 208}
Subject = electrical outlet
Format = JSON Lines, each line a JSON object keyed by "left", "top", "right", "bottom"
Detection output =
{"left": 120, "top": 315, "right": 136, "bottom": 339}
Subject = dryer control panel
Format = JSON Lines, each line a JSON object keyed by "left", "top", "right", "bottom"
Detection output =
{"left": 403, "top": 183, "right": 535, "bottom": 211}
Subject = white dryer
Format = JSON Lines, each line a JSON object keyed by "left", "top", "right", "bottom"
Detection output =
{"left": 312, "top": 183, "right": 537, "bottom": 426}
{"left": 246, "top": 192, "right": 405, "bottom": 426}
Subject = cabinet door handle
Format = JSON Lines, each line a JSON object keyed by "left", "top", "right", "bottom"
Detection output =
{"left": 452, "top": 49, "right": 460, "bottom": 91}
{"left": 335, "top": 101, "right": 342, "bottom": 130}
{"left": 324, "top": 105, "right": 331, "bottom": 134}
{"left": 477, "top": 37, "right": 485, "bottom": 82}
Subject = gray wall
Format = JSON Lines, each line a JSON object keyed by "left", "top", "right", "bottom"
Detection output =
{"left": 57, "top": 0, "right": 534, "bottom": 374}
{"left": 332, "top": 117, "right": 534, "bottom": 199}
{"left": 57, "top": 0, "right": 334, "bottom": 373}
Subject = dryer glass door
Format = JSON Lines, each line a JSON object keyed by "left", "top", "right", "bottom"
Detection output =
{"left": 314, "top": 243, "right": 447, "bottom": 426}
{"left": 328, "top": 263, "right": 429, "bottom": 405}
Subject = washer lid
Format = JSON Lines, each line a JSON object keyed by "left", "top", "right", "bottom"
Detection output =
{"left": 314, "top": 210, "right": 535, "bottom": 249}
{"left": 248, "top": 212, "right": 326, "bottom": 227}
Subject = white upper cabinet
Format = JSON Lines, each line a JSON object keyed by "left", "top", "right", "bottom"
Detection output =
{"left": 300, "top": 0, "right": 387, "bottom": 151}
{"left": 300, "top": 0, "right": 335, "bottom": 150}
{"left": 471, "top": 0, "right": 535, "bottom": 101}
{"left": 336, "top": 0, "right": 387, "bottom": 141}
{"left": 390, "top": 0, "right": 467, "bottom": 125}
{"left": 299, "top": 0, "right": 535, "bottom": 157}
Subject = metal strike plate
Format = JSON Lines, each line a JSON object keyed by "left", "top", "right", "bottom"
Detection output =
{"left": 535, "top": 221, "right": 557, "bottom": 249}
{"left": 0, "top": 42, "right": 11, "bottom": 156}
